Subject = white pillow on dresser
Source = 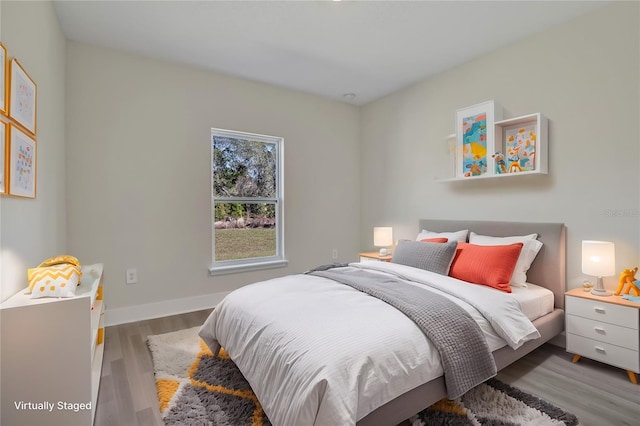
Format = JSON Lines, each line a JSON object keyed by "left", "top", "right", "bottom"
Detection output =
{"left": 468, "top": 232, "right": 543, "bottom": 287}
{"left": 416, "top": 229, "right": 469, "bottom": 243}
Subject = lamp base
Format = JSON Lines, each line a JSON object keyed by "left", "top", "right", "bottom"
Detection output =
{"left": 591, "top": 287, "right": 612, "bottom": 297}
{"left": 591, "top": 276, "right": 612, "bottom": 297}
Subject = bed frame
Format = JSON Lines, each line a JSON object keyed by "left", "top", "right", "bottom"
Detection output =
{"left": 357, "top": 219, "right": 566, "bottom": 426}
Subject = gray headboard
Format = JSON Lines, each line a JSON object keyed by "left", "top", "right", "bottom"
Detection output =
{"left": 418, "top": 219, "right": 566, "bottom": 309}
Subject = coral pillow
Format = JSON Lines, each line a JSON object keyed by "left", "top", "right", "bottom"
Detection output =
{"left": 448, "top": 242, "right": 524, "bottom": 293}
{"left": 469, "top": 232, "right": 543, "bottom": 287}
{"left": 420, "top": 237, "right": 448, "bottom": 243}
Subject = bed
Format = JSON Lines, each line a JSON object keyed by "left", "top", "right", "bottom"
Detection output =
{"left": 199, "top": 219, "right": 566, "bottom": 426}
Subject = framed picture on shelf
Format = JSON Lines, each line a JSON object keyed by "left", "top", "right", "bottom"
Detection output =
{"left": 503, "top": 123, "right": 537, "bottom": 173}
{"left": 455, "top": 100, "right": 502, "bottom": 178}
{"left": 0, "top": 120, "right": 6, "bottom": 194}
{"left": 9, "top": 58, "right": 37, "bottom": 135}
{"left": 8, "top": 123, "right": 36, "bottom": 198}
{"left": 0, "top": 43, "right": 6, "bottom": 115}
{"left": 494, "top": 113, "right": 547, "bottom": 176}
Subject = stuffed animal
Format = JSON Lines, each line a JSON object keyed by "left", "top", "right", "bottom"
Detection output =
{"left": 492, "top": 151, "right": 507, "bottom": 174}
{"left": 615, "top": 267, "right": 639, "bottom": 296}
{"left": 507, "top": 146, "right": 522, "bottom": 173}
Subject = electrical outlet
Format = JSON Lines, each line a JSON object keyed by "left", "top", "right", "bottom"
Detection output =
{"left": 332, "top": 249, "right": 338, "bottom": 260}
{"left": 126, "top": 268, "right": 138, "bottom": 285}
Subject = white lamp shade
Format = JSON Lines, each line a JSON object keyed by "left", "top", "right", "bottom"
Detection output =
{"left": 582, "top": 240, "right": 615, "bottom": 277}
{"left": 373, "top": 227, "right": 393, "bottom": 247}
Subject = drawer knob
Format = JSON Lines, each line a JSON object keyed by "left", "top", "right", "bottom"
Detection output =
{"left": 594, "top": 327, "right": 606, "bottom": 334}
{"left": 595, "top": 346, "right": 606, "bottom": 354}
{"left": 594, "top": 307, "right": 606, "bottom": 314}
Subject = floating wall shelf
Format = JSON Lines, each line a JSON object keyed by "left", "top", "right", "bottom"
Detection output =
{"left": 437, "top": 112, "right": 548, "bottom": 182}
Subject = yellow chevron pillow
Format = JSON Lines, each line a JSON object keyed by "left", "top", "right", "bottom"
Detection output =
{"left": 27, "top": 264, "right": 81, "bottom": 298}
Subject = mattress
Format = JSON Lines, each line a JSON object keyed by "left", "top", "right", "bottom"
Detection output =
{"left": 511, "top": 283, "right": 555, "bottom": 321}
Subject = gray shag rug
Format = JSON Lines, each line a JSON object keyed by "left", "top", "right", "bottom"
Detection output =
{"left": 148, "top": 327, "right": 579, "bottom": 426}
{"left": 411, "top": 377, "right": 580, "bottom": 426}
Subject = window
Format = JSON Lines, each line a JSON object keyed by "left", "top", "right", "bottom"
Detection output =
{"left": 210, "top": 128, "right": 286, "bottom": 274}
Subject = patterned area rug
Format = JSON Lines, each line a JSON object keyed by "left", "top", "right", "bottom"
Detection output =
{"left": 147, "top": 327, "right": 579, "bottom": 426}
{"left": 147, "top": 326, "right": 270, "bottom": 426}
{"left": 411, "top": 378, "right": 579, "bottom": 426}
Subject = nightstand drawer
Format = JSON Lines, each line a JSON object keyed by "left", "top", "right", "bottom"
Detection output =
{"left": 565, "top": 296, "right": 639, "bottom": 329}
{"left": 567, "top": 334, "right": 639, "bottom": 372}
{"left": 566, "top": 315, "right": 639, "bottom": 350}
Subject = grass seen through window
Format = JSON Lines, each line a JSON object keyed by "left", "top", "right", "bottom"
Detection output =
{"left": 215, "top": 228, "right": 276, "bottom": 261}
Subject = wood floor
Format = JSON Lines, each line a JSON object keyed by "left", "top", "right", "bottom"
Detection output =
{"left": 95, "top": 309, "right": 213, "bottom": 426}
{"left": 95, "top": 309, "right": 640, "bottom": 426}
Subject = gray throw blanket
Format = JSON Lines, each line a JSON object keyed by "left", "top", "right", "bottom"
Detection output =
{"left": 308, "top": 266, "right": 496, "bottom": 399}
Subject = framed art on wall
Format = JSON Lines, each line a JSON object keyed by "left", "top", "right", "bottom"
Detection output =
{"left": 0, "top": 120, "right": 6, "bottom": 194}
{"left": 504, "top": 123, "right": 537, "bottom": 173}
{"left": 0, "top": 43, "right": 6, "bottom": 116}
{"left": 455, "top": 100, "right": 502, "bottom": 178}
{"left": 9, "top": 58, "right": 37, "bottom": 135}
{"left": 494, "top": 113, "right": 548, "bottom": 176}
{"left": 8, "top": 123, "right": 36, "bottom": 198}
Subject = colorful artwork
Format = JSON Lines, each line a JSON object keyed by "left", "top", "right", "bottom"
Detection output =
{"left": 455, "top": 101, "right": 500, "bottom": 178}
{"left": 9, "top": 125, "right": 36, "bottom": 198}
{"left": 461, "top": 112, "right": 488, "bottom": 176}
{"left": 9, "top": 59, "right": 37, "bottom": 135}
{"left": 505, "top": 124, "right": 536, "bottom": 173}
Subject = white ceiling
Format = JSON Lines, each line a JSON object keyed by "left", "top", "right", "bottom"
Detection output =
{"left": 52, "top": 0, "right": 610, "bottom": 105}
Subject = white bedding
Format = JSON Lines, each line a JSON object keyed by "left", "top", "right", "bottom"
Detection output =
{"left": 198, "top": 262, "right": 541, "bottom": 426}
{"left": 511, "top": 283, "right": 555, "bottom": 321}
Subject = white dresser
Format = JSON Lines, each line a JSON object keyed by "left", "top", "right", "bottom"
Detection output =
{"left": 565, "top": 287, "right": 639, "bottom": 384}
{"left": 0, "top": 263, "right": 105, "bottom": 425}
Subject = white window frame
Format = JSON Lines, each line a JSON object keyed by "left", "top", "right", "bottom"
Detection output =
{"left": 209, "top": 128, "right": 287, "bottom": 275}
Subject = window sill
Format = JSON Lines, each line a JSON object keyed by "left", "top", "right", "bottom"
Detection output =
{"left": 209, "top": 259, "right": 288, "bottom": 276}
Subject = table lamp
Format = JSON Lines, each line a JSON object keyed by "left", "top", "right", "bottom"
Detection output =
{"left": 374, "top": 227, "right": 393, "bottom": 257}
{"left": 582, "top": 240, "right": 615, "bottom": 297}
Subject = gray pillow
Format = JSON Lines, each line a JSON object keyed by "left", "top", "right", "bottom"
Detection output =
{"left": 391, "top": 240, "right": 457, "bottom": 275}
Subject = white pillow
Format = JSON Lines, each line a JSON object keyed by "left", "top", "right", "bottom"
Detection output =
{"left": 416, "top": 229, "right": 468, "bottom": 243}
{"left": 468, "top": 232, "right": 543, "bottom": 287}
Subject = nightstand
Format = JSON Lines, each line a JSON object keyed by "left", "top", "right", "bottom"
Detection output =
{"left": 359, "top": 252, "right": 392, "bottom": 262}
{"left": 565, "top": 287, "right": 639, "bottom": 384}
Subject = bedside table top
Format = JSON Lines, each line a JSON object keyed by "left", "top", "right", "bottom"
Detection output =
{"left": 359, "top": 252, "right": 392, "bottom": 261}
{"left": 565, "top": 287, "right": 640, "bottom": 309}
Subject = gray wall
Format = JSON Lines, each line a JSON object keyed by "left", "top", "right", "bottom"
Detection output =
{"left": 65, "top": 41, "right": 361, "bottom": 317}
{"left": 0, "top": 0, "right": 67, "bottom": 301}
{"left": 360, "top": 2, "right": 639, "bottom": 291}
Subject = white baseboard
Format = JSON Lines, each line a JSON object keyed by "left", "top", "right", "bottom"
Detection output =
{"left": 104, "top": 291, "right": 231, "bottom": 326}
